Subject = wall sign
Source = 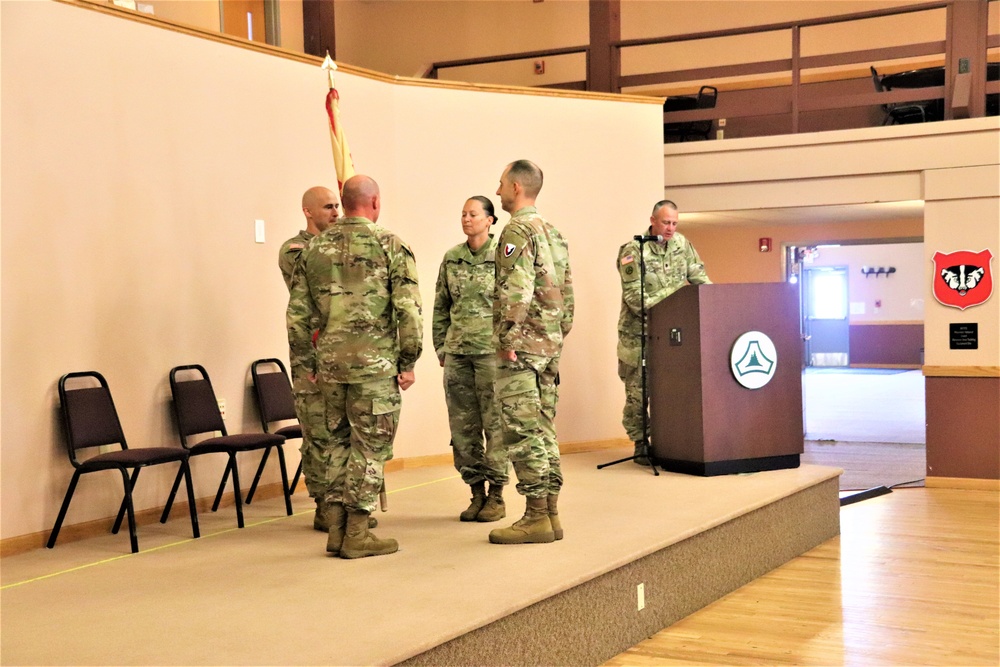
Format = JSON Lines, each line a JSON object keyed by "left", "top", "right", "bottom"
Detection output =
{"left": 949, "top": 323, "right": 979, "bottom": 350}
{"left": 730, "top": 331, "right": 777, "bottom": 390}
{"left": 932, "top": 249, "right": 994, "bottom": 310}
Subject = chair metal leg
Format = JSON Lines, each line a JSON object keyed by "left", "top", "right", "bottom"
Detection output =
{"left": 228, "top": 453, "right": 245, "bottom": 528}
{"left": 245, "top": 447, "right": 272, "bottom": 504}
{"left": 161, "top": 464, "right": 186, "bottom": 523}
{"left": 116, "top": 467, "right": 139, "bottom": 553}
{"left": 163, "top": 462, "right": 185, "bottom": 522}
{"left": 180, "top": 459, "right": 201, "bottom": 538}
{"left": 113, "top": 468, "right": 142, "bottom": 534}
{"left": 212, "top": 460, "right": 233, "bottom": 512}
{"left": 276, "top": 446, "right": 292, "bottom": 516}
{"left": 289, "top": 460, "right": 303, "bottom": 495}
{"left": 47, "top": 471, "right": 82, "bottom": 549}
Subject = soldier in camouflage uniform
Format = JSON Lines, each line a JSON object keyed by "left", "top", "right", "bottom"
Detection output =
{"left": 489, "top": 160, "right": 574, "bottom": 546}
{"left": 287, "top": 175, "right": 422, "bottom": 559}
{"left": 617, "top": 200, "right": 710, "bottom": 465}
{"left": 279, "top": 187, "right": 342, "bottom": 531}
{"left": 432, "top": 196, "right": 509, "bottom": 523}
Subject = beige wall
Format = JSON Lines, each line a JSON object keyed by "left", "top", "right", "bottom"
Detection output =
{"left": 923, "top": 165, "right": 1000, "bottom": 367}
{"left": 0, "top": 0, "right": 663, "bottom": 540}
{"left": 804, "top": 243, "right": 926, "bottom": 323}
{"left": 684, "top": 218, "right": 922, "bottom": 284}
{"left": 331, "top": 0, "right": 963, "bottom": 91}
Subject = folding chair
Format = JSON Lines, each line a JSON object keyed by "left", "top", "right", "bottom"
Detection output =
{"left": 166, "top": 364, "right": 291, "bottom": 528}
{"left": 49, "top": 371, "right": 200, "bottom": 553}
{"left": 247, "top": 358, "right": 304, "bottom": 503}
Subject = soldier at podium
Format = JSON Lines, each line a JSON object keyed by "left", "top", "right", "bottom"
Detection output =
{"left": 617, "top": 200, "right": 711, "bottom": 465}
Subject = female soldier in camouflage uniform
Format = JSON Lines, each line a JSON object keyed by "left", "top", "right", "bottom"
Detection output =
{"left": 432, "top": 196, "right": 509, "bottom": 522}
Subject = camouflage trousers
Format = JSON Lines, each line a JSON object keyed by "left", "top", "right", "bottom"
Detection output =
{"left": 495, "top": 353, "right": 562, "bottom": 499}
{"left": 443, "top": 353, "right": 509, "bottom": 486}
{"left": 617, "top": 360, "right": 647, "bottom": 442}
{"left": 291, "top": 378, "right": 333, "bottom": 500}
{"left": 307, "top": 375, "right": 401, "bottom": 513}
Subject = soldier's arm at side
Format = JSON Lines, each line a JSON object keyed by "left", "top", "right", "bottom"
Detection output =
{"left": 561, "top": 259, "right": 575, "bottom": 338}
{"left": 389, "top": 240, "right": 424, "bottom": 373}
{"left": 494, "top": 229, "right": 534, "bottom": 354}
{"left": 286, "top": 257, "right": 319, "bottom": 383}
{"left": 431, "top": 259, "right": 451, "bottom": 366}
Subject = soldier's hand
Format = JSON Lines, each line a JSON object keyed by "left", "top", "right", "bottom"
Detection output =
{"left": 438, "top": 356, "right": 445, "bottom": 368}
{"left": 398, "top": 370, "right": 416, "bottom": 390}
{"left": 500, "top": 349, "right": 518, "bottom": 362}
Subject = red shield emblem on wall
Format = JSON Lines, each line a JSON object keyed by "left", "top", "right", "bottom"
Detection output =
{"left": 932, "top": 249, "right": 994, "bottom": 310}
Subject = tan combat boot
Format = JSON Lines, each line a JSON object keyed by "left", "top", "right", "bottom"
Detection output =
{"left": 324, "top": 502, "right": 347, "bottom": 554}
{"left": 316, "top": 498, "right": 375, "bottom": 531}
{"left": 547, "top": 494, "right": 563, "bottom": 540}
{"left": 460, "top": 480, "right": 487, "bottom": 521}
{"left": 314, "top": 497, "right": 330, "bottom": 531}
{"left": 340, "top": 509, "right": 398, "bottom": 559}
{"left": 476, "top": 483, "right": 506, "bottom": 522}
{"left": 488, "top": 496, "right": 555, "bottom": 544}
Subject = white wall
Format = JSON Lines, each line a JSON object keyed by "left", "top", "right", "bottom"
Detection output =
{"left": 806, "top": 243, "right": 925, "bottom": 322}
{"left": 0, "top": 0, "right": 663, "bottom": 539}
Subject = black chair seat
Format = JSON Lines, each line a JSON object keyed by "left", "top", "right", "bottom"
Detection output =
{"left": 189, "top": 432, "right": 285, "bottom": 454}
{"left": 275, "top": 424, "right": 302, "bottom": 439}
{"left": 80, "top": 447, "right": 188, "bottom": 469}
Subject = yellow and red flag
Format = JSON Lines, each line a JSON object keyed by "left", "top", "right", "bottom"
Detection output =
{"left": 325, "top": 84, "right": 356, "bottom": 194}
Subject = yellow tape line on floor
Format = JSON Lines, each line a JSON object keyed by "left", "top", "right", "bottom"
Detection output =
{"left": 1, "top": 474, "right": 459, "bottom": 590}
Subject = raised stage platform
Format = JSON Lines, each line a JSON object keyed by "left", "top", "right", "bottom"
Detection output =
{"left": 0, "top": 449, "right": 840, "bottom": 666}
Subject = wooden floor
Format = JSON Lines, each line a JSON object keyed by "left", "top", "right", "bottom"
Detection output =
{"left": 604, "top": 487, "right": 1000, "bottom": 666}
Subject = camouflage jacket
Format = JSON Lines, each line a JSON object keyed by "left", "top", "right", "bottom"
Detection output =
{"left": 287, "top": 216, "right": 423, "bottom": 383}
{"left": 278, "top": 229, "right": 315, "bottom": 290}
{"left": 617, "top": 229, "right": 710, "bottom": 366}
{"left": 493, "top": 206, "right": 574, "bottom": 358}
{"left": 432, "top": 234, "right": 497, "bottom": 361}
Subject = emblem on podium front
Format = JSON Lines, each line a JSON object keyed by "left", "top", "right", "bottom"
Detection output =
{"left": 730, "top": 332, "right": 777, "bottom": 389}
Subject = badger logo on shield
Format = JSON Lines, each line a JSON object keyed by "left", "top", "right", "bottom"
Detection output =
{"left": 932, "top": 249, "right": 993, "bottom": 310}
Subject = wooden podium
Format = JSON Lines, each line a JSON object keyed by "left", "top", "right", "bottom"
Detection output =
{"left": 647, "top": 283, "right": 803, "bottom": 476}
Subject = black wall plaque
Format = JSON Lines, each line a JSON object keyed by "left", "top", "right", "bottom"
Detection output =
{"left": 949, "top": 322, "right": 978, "bottom": 350}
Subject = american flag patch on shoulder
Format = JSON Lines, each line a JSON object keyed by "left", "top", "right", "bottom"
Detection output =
{"left": 621, "top": 254, "right": 635, "bottom": 266}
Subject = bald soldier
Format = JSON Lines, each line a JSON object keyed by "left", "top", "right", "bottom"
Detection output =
{"left": 617, "top": 200, "right": 710, "bottom": 465}
{"left": 287, "top": 175, "right": 422, "bottom": 559}
{"left": 489, "top": 160, "right": 574, "bottom": 546}
{"left": 279, "top": 187, "right": 345, "bottom": 533}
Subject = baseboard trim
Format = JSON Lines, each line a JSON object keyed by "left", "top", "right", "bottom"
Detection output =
{"left": 4, "top": 439, "right": 633, "bottom": 557}
{"left": 925, "top": 476, "right": 1000, "bottom": 490}
{"left": 0, "top": 482, "right": 300, "bottom": 558}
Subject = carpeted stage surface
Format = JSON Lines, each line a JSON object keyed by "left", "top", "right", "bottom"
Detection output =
{"left": 1, "top": 450, "right": 839, "bottom": 666}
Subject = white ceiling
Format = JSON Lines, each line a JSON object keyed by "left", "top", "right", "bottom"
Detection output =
{"left": 680, "top": 200, "right": 925, "bottom": 228}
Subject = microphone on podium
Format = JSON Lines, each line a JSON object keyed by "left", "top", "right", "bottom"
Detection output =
{"left": 634, "top": 234, "right": 664, "bottom": 242}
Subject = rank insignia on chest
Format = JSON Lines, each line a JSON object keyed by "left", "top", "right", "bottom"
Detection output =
{"left": 503, "top": 243, "right": 517, "bottom": 258}
{"left": 621, "top": 254, "right": 634, "bottom": 266}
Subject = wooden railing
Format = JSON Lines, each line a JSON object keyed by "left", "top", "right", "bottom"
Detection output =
{"left": 422, "top": 0, "right": 999, "bottom": 136}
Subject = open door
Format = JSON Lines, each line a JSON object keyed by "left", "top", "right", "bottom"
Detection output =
{"left": 802, "top": 266, "right": 849, "bottom": 367}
